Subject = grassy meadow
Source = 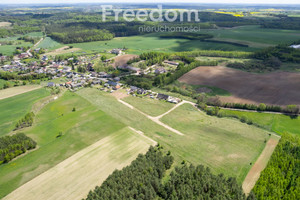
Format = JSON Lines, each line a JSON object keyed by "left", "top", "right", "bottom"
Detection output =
{"left": 36, "top": 37, "right": 62, "bottom": 50}
{"left": 219, "top": 109, "right": 300, "bottom": 137}
{"left": 160, "top": 103, "right": 270, "bottom": 182}
{"left": 0, "top": 91, "right": 125, "bottom": 198}
{"left": 201, "top": 25, "right": 300, "bottom": 48}
{"left": 4, "top": 25, "right": 299, "bottom": 57}
{"left": 123, "top": 96, "right": 175, "bottom": 117}
{"left": 77, "top": 88, "right": 270, "bottom": 183}
{"left": 0, "top": 88, "right": 50, "bottom": 137}
{"left": 0, "top": 32, "right": 43, "bottom": 56}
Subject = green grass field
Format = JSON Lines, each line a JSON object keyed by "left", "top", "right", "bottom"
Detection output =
{"left": 76, "top": 88, "right": 270, "bottom": 183}
{"left": 0, "top": 32, "right": 43, "bottom": 56}
{"left": 219, "top": 109, "right": 300, "bottom": 137}
{"left": 160, "top": 103, "right": 269, "bottom": 183}
{"left": 68, "top": 33, "right": 255, "bottom": 54}
{"left": 123, "top": 96, "right": 175, "bottom": 117}
{"left": 0, "top": 88, "right": 50, "bottom": 137}
{"left": 30, "top": 25, "right": 300, "bottom": 56}
{"left": 36, "top": 37, "right": 62, "bottom": 50}
{"left": 201, "top": 25, "right": 300, "bottom": 48}
{"left": 0, "top": 91, "right": 125, "bottom": 198}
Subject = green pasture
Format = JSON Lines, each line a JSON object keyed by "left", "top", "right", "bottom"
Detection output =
{"left": 0, "top": 88, "right": 50, "bottom": 137}
{"left": 0, "top": 91, "right": 125, "bottom": 198}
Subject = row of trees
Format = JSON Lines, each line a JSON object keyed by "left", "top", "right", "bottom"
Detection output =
{"left": 139, "top": 52, "right": 170, "bottom": 66}
{"left": 154, "top": 60, "right": 218, "bottom": 87}
{"left": 198, "top": 95, "right": 300, "bottom": 115}
{"left": 85, "top": 145, "right": 254, "bottom": 200}
{"left": 174, "top": 50, "right": 253, "bottom": 59}
{"left": 14, "top": 112, "right": 35, "bottom": 130}
{"left": 227, "top": 57, "right": 282, "bottom": 72}
{"left": 0, "top": 71, "right": 50, "bottom": 81}
{"left": 0, "top": 133, "right": 37, "bottom": 164}
{"left": 252, "top": 133, "right": 300, "bottom": 199}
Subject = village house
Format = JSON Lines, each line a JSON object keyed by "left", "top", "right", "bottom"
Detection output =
{"left": 155, "top": 67, "right": 167, "bottom": 74}
{"left": 110, "top": 49, "right": 123, "bottom": 55}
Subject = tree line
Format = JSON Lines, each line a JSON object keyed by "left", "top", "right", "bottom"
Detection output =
{"left": 252, "top": 133, "right": 300, "bottom": 200}
{"left": 0, "top": 71, "right": 51, "bottom": 81}
{"left": 0, "top": 133, "right": 37, "bottom": 164}
{"left": 85, "top": 145, "right": 253, "bottom": 200}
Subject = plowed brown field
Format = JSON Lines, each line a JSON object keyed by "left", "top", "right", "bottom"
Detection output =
{"left": 179, "top": 66, "right": 300, "bottom": 106}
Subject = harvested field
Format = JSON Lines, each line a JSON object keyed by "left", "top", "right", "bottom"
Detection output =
{"left": 0, "top": 22, "right": 12, "bottom": 27}
{"left": 3, "top": 127, "right": 155, "bottom": 200}
{"left": 45, "top": 46, "right": 81, "bottom": 56}
{"left": 113, "top": 54, "right": 138, "bottom": 68}
{"left": 0, "top": 85, "right": 42, "bottom": 100}
{"left": 179, "top": 66, "right": 300, "bottom": 106}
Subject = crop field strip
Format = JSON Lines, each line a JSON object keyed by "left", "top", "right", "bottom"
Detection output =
{"left": 3, "top": 127, "right": 155, "bottom": 200}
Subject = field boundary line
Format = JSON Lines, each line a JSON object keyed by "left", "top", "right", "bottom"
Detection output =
{"left": 128, "top": 126, "right": 157, "bottom": 145}
{"left": 0, "top": 85, "right": 42, "bottom": 100}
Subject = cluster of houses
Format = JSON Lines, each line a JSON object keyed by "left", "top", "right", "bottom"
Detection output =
{"left": 128, "top": 86, "right": 181, "bottom": 104}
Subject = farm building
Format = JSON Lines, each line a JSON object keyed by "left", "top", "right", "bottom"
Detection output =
{"left": 155, "top": 68, "right": 167, "bottom": 74}
{"left": 157, "top": 93, "right": 169, "bottom": 100}
{"left": 47, "top": 82, "right": 55, "bottom": 87}
{"left": 164, "top": 60, "right": 179, "bottom": 66}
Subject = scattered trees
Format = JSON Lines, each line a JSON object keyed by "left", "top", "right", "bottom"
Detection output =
{"left": 15, "top": 112, "right": 35, "bottom": 130}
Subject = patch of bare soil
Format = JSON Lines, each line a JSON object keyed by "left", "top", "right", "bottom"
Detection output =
{"left": 179, "top": 66, "right": 300, "bottom": 106}
{"left": 113, "top": 54, "right": 138, "bottom": 68}
{"left": 45, "top": 46, "right": 81, "bottom": 56}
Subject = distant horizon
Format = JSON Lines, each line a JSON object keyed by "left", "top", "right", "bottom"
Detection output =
{"left": 1, "top": 0, "right": 300, "bottom": 5}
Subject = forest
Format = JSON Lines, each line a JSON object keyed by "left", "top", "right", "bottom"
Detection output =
{"left": 253, "top": 45, "right": 300, "bottom": 63}
{"left": 85, "top": 145, "right": 253, "bottom": 200}
{"left": 46, "top": 25, "right": 114, "bottom": 44}
{"left": 227, "top": 56, "right": 282, "bottom": 72}
{"left": 0, "top": 133, "right": 37, "bottom": 164}
{"left": 253, "top": 133, "right": 300, "bottom": 200}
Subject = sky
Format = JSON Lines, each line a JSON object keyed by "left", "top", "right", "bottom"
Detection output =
{"left": 0, "top": 0, "right": 300, "bottom": 5}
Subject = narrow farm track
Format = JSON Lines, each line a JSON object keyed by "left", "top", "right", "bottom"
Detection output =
{"left": 118, "top": 99, "right": 185, "bottom": 136}
{"left": 242, "top": 137, "right": 280, "bottom": 195}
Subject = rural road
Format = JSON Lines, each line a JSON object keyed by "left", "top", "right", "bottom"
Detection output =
{"left": 242, "top": 137, "right": 280, "bottom": 194}
{"left": 26, "top": 37, "right": 44, "bottom": 57}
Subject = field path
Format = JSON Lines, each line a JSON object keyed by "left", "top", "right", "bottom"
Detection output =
{"left": 0, "top": 85, "right": 41, "bottom": 100}
{"left": 242, "top": 137, "right": 280, "bottom": 195}
{"left": 27, "top": 37, "right": 44, "bottom": 57}
{"left": 118, "top": 99, "right": 185, "bottom": 136}
{"left": 3, "top": 127, "right": 155, "bottom": 200}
